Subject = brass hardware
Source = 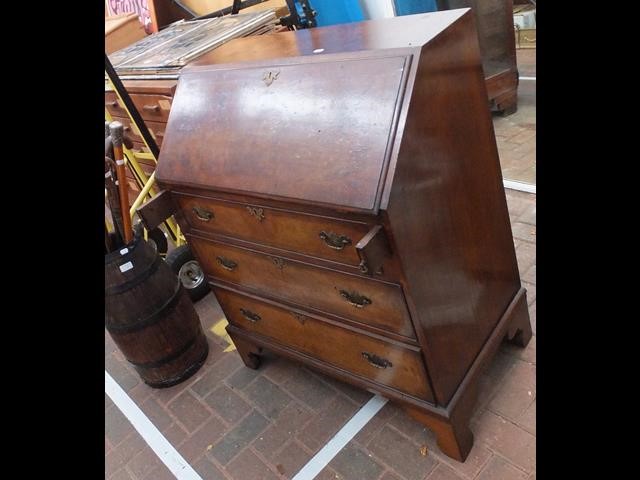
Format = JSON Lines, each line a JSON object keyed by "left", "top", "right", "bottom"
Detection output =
{"left": 269, "top": 256, "right": 285, "bottom": 270}
{"left": 362, "top": 352, "right": 392, "bottom": 369}
{"left": 263, "top": 70, "right": 280, "bottom": 86}
{"left": 339, "top": 289, "right": 372, "bottom": 308}
{"left": 216, "top": 256, "right": 237, "bottom": 271}
{"left": 192, "top": 206, "right": 213, "bottom": 222}
{"left": 291, "top": 312, "right": 306, "bottom": 324}
{"left": 358, "top": 260, "right": 369, "bottom": 273}
{"left": 240, "top": 308, "right": 261, "bottom": 323}
{"left": 319, "top": 231, "right": 352, "bottom": 250}
{"left": 246, "top": 206, "right": 265, "bottom": 221}
{"left": 143, "top": 104, "right": 160, "bottom": 112}
{"left": 108, "top": 101, "right": 118, "bottom": 107}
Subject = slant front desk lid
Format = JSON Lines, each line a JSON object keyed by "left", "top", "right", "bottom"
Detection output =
{"left": 156, "top": 9, "right": 470, "bottom": 214}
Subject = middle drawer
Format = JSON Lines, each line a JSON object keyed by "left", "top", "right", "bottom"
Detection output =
{"left": 188, "top": 235, "right": 416, "bottom": 339}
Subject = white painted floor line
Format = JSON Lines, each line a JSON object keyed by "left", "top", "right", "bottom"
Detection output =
{"left": 504, "top": 179, "right": 536, "bottom": 194}
{"left": 105, "top": 371, "right": 202, "bottom": 480}
{"left": 519, "top": 76, "right": 536, "bottom": 81}
{"left": 292, "top": 394, "right": 389, "bottom": 480}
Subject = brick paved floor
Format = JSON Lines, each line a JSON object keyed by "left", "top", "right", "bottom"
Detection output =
{"left": 105, "top": 187, "right": 536, "bottom": 480}
{"left": 495, "top": 48, "right": 536, "bottom": 185}
{"left": 106, "top": 48, "right": 536, "bottom": 480}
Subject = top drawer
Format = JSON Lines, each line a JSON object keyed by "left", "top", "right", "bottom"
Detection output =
{"left": 175, "top": 194, "right": 372, "bottom": 268}
{"left": 105, "top": 91, "right": 172, "bottom": 123}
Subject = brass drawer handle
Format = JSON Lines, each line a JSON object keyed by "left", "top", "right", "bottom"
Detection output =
{"left": 362, "top": 352, "right": 393, "bottom": 369}
{"left": 319, "top": 231, "right": 352, "bottom": 250}
{"left": 192, "top": 206, "right": 213, "bottom": 222}
{"left": 143, "top": 104, "right": 160, "bottom": 112}
{"left": 339, "top": 289, "right": 371, "bottom": 308}
{"left": 107, "top": 100, "right": 118, "bottom": 107}
{"left": 216, "top": 256, "right": 237, "bottom": 271}
{"left": 246, "top": 206, "right": 265, "bottom": 222}
{"left": 240, "top": 308, "right": 261, "bottom": 323}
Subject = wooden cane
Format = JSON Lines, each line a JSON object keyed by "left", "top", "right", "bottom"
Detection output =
{"left": 109, "top": 121, "right": 133, "bottom": 244}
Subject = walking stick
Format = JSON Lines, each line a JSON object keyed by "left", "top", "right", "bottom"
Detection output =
{"left": 110, "top": 121, "right": 133, "bottom": 244}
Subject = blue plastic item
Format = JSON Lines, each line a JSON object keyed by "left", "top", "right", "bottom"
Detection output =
{"left": 393, "top": 0, "right": 438, "bottom": 16}
{"left": 312, "top": 0, "right": 365, "bottom": 26}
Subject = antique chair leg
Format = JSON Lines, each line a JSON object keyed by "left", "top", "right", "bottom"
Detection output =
{"left": 229, "top": 333, "right": 262, "bottom": 369}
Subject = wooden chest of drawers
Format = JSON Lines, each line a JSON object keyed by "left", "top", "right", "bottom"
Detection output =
{"left": 155, "top": 9, "right": 532, "bottom": 464}
{"left": 105, "top": 79, "right": 177, "bottom": 202}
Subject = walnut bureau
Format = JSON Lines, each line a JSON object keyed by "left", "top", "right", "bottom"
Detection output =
{"left": 155, "top": 9, "right": 532, "bottom": 463}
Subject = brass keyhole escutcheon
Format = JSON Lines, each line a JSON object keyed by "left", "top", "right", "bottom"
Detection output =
{"left": 246, "top": 206, "right": 265, "bottom": 222}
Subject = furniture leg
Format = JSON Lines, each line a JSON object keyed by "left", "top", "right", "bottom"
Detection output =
{"left": 228, "top": 331, "right": 262, "bottom": 369}
{"left": 505, "top": 291, "right": 533, "bottom": 348}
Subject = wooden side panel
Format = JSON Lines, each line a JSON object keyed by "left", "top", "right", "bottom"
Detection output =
{"left": 385, "top": 11, "right": 521, "bottom": 405}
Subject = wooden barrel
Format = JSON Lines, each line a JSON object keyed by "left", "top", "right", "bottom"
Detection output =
{"left": 105, "top": 237, "right": 208, "bottom": 388}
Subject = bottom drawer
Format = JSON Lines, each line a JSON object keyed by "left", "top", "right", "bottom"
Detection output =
{"left": 215, "top": 286, "right": 433, "bottom": 402}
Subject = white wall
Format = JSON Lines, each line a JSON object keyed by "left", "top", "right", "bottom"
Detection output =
{"left": 359, "top": 0, "right": 396, "bottom": 19}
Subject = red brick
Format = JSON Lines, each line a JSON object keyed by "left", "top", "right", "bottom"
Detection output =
{"left": 367, "top": 426, "right": 438, "bottom": 480}
{"left": 105, "top": 437, "right": 112, "bottom": 456}
{"left": 105, "top": 431, "right": 147, "bottom": 474}
{"left": 282, "top": 367, "right": 338, "bottom": 412}
{"left": 473, "top": 411, "right": 536, "bottom": 472}
{"left": 477, "top": 456, "right": 528, "bottom": 480}
{"left": 127, "top": 382, "right": 153, "bottom": 405}
{"left": 517, "top": 399, "right": 535, "bottom": 435}
{"left": 162, "top": 422, "right": 188, "bottom": 447}
{"left": 387, "top": 408, "right": 430, "bottom": 444}
{"left": 261, "top": 355, "right": 295, "bottom": 385}
{"left": 299, "top": 395, "right": 360, "bottom": 452}
{"left": 225, "top": 449, "right": 279, "bottom": 480}
{"left": 140, "top": 397, "right": 173, "bottom": 431}
{"left": 191, "top": 352, "right": 243, "bottom": 398}
{"left": 504, "top": 335, "right": 536, "bottom": 365}
{"left": 209, "top": 411, "right": 269, "bottom": 465}
{"left": 317, "top": 373, "right": 373, "bottom": 406}
{"left": 242, "top": 376, "right": 293, "bottom": 420}
{"left": 108, "top": 468, "right": 135, "bottom": 480}
{"left": 328, "top": 444, "right": 384, "bottom": 480}
{"left": 426, "top": 464, "right": 466, "bottom": 480}
{"left": 529, "top": 302, "right": 536, "bottom": 335}
{"left": 515, "top": 243, "right": 535, "bottom": 277}
{"left": 106, "top": 353, "right": 140, "bottom": 392}
{"left": 379, "top": 472, "right": 403, "bottom": 480}
{"left": 167, "top": 390, "right": 212, "bottom": 433}
{"left": 150, "top": 379, "right": 191, "bottom": 407}
{"left": 476, "top": 352, "right": 516, "bottom": 414}
{"left": 272, "top": 440, "right": 311, "bottom": 479}
{"left": 517, "top": 202, "right": 536, "bottom": 226}
{"left": 126, "top": 446, "right": 162, "bottom": 479}
{"left": 204, "top": 384, "right": 252, "bottom": 426}
{"left": 510, "top": 222, "right": 536, "bottom": 244}
{"left": 488, "top": 361, "right": 536, "bottom": 422}
{"left": 179, "top": 417, "right": 227, "bottom": 463}
{"left": 227, "top": 364, "right": 263, "bottom": 390}
{"left": 522, "top": 264, "right": 536, "bottom": 285}
{"left": 433, "top": 443, "right": 493, "bottom": 480}
{"left": 105, "top": 406, "right": 134, "bottom": 446}
{"left": 141, "top": 462, "right": 177, "bottom": 480}
{"left": 315, "top": 468, "right": 342, "bottom": 480}
{"left": 253, "top": 402, "right": 313, "bottom": 459}
{"left": 193, "top": 456, "right": 228, "bottom": 480}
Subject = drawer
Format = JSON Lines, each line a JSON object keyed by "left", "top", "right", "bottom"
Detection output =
{"left": 216, "top": 286, "right": 432, "bottom": 402}
{"left": 105, "top": 91, "right": 172, "bottom": 123}
{"left": 189, "top": 236, "right": 415, "bottom": 339}
{"left": 110, "top": 115, "right": 166, "bottom": 148}
{"left": 175, "top": 194, "right": 372, "bottom": 267}
{"left": 128, "top": 142, "right": 156, "bottom": 168}
{"left": 126, "top": 160, "right": 155, "bottom": 179}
